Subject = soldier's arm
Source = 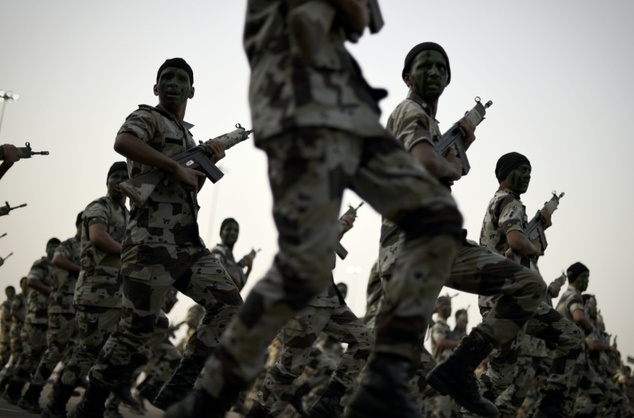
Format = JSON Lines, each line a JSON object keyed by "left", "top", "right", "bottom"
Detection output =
{"left": 88, "top": 221, "right": 122, "bottom": 254}
{"left": 506, "top": 230, "right": 542, "bottom": 256}
{"left": 27, "top": 277, "right": 52, "bottom": 297}
{"left": 52, "top": 253, "right": 81, "bottom": 274}
{"left": 0, "top": 144, "right": 20, "bottom": 180}
{"left": 572, "top": 308, "right": 594, "bottom": 333}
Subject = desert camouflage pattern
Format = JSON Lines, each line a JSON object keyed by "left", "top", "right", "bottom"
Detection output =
{"left": 10, "top": 321, "right": 47, "bottom": 383}
{"left": 556, "top": 286, "right": 584, "bottom": 322}
{"left": 25, "top": 256, "right": 54, "bottom": 325}
{"left": 251, "top": 302, "right": 371, "bottom": 415}
{"left": 31, "top": 311, "right": 78, "bottom": 386}
{"left": 211, "top": 243, "right": 248, "bottom": 291}
{"left": 74, "top": 196, "right": 129, "bottom": 308}
{"left": 8, "top": 292, "right": 26, "bottom": 366}
{"left": 49, "top": 235, "right": 81, "bottom": 314}
{"left": 0, "top": 299, "right": 11, "bottom": 366}
{"left": 243, "top": 0, "right": 390, "bottom": 144}
{"left": 363, "top": 259, "right": 381, "bottom": 328}
{"left": 480, "top": 188, "right": 526, "bottom": 256}
{"left": 177, "top": 303, "right": 205, "bottom": 352}
{"left": 59, "top": 305, "right": 121, "bottom": 387}
{"left": 430, "top": 317, "right": 452, "bottom": 363}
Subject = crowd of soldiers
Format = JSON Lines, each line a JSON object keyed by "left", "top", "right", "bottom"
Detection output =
{"left": 1, "top": 1, "right": 634, "bottom": 418}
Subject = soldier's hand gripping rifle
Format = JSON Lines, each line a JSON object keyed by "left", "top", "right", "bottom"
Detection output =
{"left": 335, "top": 202, "right": 364, "bottom": 260}
{"left": 506, "top": 191, "right": 565, "bottom": 267}
{"left": 120, "top": 124, "right": 252, "bottom": 206}
{"left": 0, "top": 252, "right": 13, "bottom": 267}
{"left": 437, "top": 97, "right": 493, "bottom": 176}
{"left": 0, "top": 142, "right": 49, "bottom": 160}
{"left": 0, "top": 201, "right": 27, "bottom": 216}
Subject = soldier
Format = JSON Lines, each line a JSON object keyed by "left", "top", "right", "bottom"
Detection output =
{"left": 17, "top": 212, "right": 83, "bottom": 413}
{"left": 476, "top": 153, "right": 583, "bottom": 418}
{"left": 70, "top": 58, "right": 242, "bottom": 418}
{"left": 363, "top": 260, "right": 381, "bottom": 329}
{"left": 1, "top": 237, "right": 60, "bottom": 404}
{"left": 0, "top": 277, "right": 27, "bottom": 393}
{"left": 246, "top": 212, "right": 372, "bottom": 418}
{"left": 175, "top": 303, "right": 205, "bottom": 353}
{"left": 0, "top": 285, "right": 16, "bottom": 368}
{"left": 429, "top": 296, "right": 461, "bottom": 418}
{"left": 41, "top": 162, "right": 129, "bottom": 418}
{"left": 210, "top": 218, "right": 255, "bottom": 291}
{"left": 166, "top": 3, "right": 465, "bottom": 417}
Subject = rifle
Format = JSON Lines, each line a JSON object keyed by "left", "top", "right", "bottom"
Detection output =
{"left": 437, "top": 97, "right": 493, "bottom": 176}
{"left": 335, "top": 202, "right": 364, "bottom": 260}
{"left": 627, "top": 355, "right": 634, "bottom": 365}
{"left": 505, "top": 191, "right": 565, "bottom": 266}
{"left": 120, "top": 124, "right": 252, "bottom": 206}
{"left": 0, "top": 142, "right": 49, "bottom": 160}
{"left": 0, "top": 252, "right": 13, "bottom": 267}
{"left": 368, "top": 0, "right": 384, "bottom": 34}
{"left": 0, "top": 201, "right": 27, "bottom": 216}
{"left": 0, "top": 233, "right": 6, "bottom": 239}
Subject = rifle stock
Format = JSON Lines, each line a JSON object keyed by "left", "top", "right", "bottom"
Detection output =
{"left": 120, "top": 124, "right": 252, "bottom": 206}
{"left": 437, "top": 97, "right": 492, "bottom": 175}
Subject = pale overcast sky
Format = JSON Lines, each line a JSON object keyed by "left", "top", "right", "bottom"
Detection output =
{"left": 1, "top": 1, "right": 633, "bottom": 357}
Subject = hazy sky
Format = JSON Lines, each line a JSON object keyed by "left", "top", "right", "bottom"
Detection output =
{"left": 1, "top": 1, "right": 633, "bottom": 357}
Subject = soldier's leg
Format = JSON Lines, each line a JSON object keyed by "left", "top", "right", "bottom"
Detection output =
{"left": 309, "top": 304, "right": 372, "bottom": 417}
{"left": 427, "top": 243, "right": 545, "bottom": 416}
{"left": 250, "top": 306, "right": 331, "bottom": 416}
{"left": 154, "top": 249, "right": 242, "bottom": 409}
{"left": 4, "top": 321, "right": 47, "bottom": 404}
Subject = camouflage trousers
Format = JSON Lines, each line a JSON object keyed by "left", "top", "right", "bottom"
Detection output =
{"left": 139, "top": 312, "right": 182, "bottom": 395}
{"left": 0, "top": 327, "right": 10, "bottom": 368}
{"left": 89, "top": 245, "right": 242, "bottom": 387}
{"left": 60, "top": 305, "right": 121, "bottom": 387}
{"left": 199, "top": 129, "right": 463, "bottom": 400}
{"left": 11, "top": 321, "right": 47, "bottom": 383}
{"left": 473, "top": 301, "right": 582, "bottom": 416}
{"left": 31, "top": 312, "right": 78, "bottom": 386}
{"left": 7, "top": 322, "right": 25, "bottom": 370}
{"left": 252, "top": 303, "right": 372, "bottom": 415}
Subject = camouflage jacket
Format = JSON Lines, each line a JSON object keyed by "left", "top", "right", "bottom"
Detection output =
{"left": 555, "top": 286, "right": 584, "bottom": 325}
{"left": 378, "top": 92, "right": 443, "bottom": 279}
{"left": 26, "top": 256, "right": 55, "bottom": 324}
{"left": 243, "top": 0, "right": 389, "bottom": 144}
{"left": 431, "top": 317, "right": 452, "bottom": 362}
{"left": 364, "top": 259, "right": 382, "bottom": 319}
{"left": 480, "top": 188, "right": 527, "bottom": 257}
{"left": 1, "top": 299, "right": 11, "bottom": 337}
{"left": 118, "top": 104, "right": 203, "bottom": 247}
{"left": 74, "top": 195, "right": 129, "bottom": 308}
{"left": 49, "top": 235, "right": 81, "bottom": 314}
{"left": 10, "top": 292, "right": 26, "bottom": 328}
{"left": 210, "top": 243, "right": 247, "bottom": 291}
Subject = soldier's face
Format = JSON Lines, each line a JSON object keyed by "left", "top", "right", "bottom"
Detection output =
{"left": 576, "top": 272, "right": 589, "bottom": 291}
{"left": 439, "top": 304, "right": 451, "bottom": 318}
{"left": 46, "top": 242, "right": 58, "bottom": 259}
{"left": 220, "top": 222, "right": 239, "bottom": 246}
{"left": 506, "top": 164, "right": 531, "bottom": 194}
{"left": 107, "top": 169, "right": 129, "bottom": 200}
{"left": 586, "top": 297, "right": 597, "bottom": 316}
{"left": 408, "top": 50, "right": 449, "bottom": 101}
{"left": 154, "top": 67, "right": 194, "bottom": 111}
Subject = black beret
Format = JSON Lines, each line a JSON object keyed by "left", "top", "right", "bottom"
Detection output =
{"left": 402, "top": 42, "right": 451, "bottom": 84}
{"left": 567, "top": 262, "right": 589, "bottom": 283}
{"left": 495, "top": 152, "right": 531, "bottom": 182}
{"left": 157, "top": 58, "right": 194, "bottom": 86}
{"left": 107, "top": 161, "right": 128, "bottom": 182}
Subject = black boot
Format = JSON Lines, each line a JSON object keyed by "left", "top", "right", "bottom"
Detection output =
{"left": 308, "top": 379, "right": 346, "bottom": 418}
{"left": 345, "top": 353, "right": 420, "bottom": 418}
{"left": 0, "top": 373, "right": 10, "bottom": 392}
{"left": 42, "top": 380, "right": 77, "bottom": 418}
{"left": 427, "top": 330, "right": 499, "bottom": 418}
{"left": 67, "top": 380, "right": 111, "bottom": 418}
{"left": 290, "top": 381, "right": 311, "bottom": 417}
{"left": 153, "top": 354, "right": 205, "bottom": 411}
{"left": 2, "top": 379, "right": 24, "bottom": 405}
{"left": 17, "top": 383, "right": 44, "bottom": 413}
{"left": 163, "top": 388, "right": 227, "bottom": 418}
{"left": 529, "top": 389, "right": 565, "bottom": 418}
{"left": 104, "top": 401, "right": 125, "bottom": 418}
{"left": 245, "top": 401, "right": 273, "bottom": 418}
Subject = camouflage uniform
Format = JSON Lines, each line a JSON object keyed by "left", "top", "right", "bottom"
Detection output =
{"left": 58, "top": 196, "right": 129, "bottom": 389}
{"left": 9, "top": 256, "right": 55, "bottom": 385}
{"left": 176, "top": 303, "right": 205, "bottom": 353}
{"left": 87, "top": 104, "right": 242, "bottom": 393}
{"left": 194, "top": 3, "right": 463, "bottom": 410}
{"left": 429, "top": 317, "right": 461, "bottom": 418}
{"left": 363, "top": 260, "right": 381, "bottom": 329}
{"left": 0, "top": 299, "right": 11, "bottom": 367}
{"left": 210, "top": 243, "right": 248, "bottom": 291}
{"left": 477, "top": 188, "right": 582, "bottom": 415}
{"left": 8, "top": 291, "right": 26, "bottom": 368}
{"left": 30, "top": 235, "right": 81, "bottom": 387}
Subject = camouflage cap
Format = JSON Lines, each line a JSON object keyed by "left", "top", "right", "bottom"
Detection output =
{"left": 402, "top": 42, "right": 451, "bottom": 84}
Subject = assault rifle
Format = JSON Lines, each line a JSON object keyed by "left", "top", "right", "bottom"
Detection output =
{"left": 120, "top": 124, "right": 252, "bottom": 206}
{"left": 437, "top": 97, "right": 493, "bottom": 176}
{"left": 335, "top": 202, "right": 364, "bottom": 260}
{"left": 368, "top": 0, "right": 384, "bottom": 34}
{"left": 0, "top": 142, "right": 49, "bottom": 159}
{"left": 0, "top": 252, "right": 13, "bottom": 267}
{"left": 0, "top": 201, "right": 26, "bottom": 216}
{"left": 0, "top": 233, "right": 6, "bottom": 239}
{"left": 506, "top": 191, "right": 565, "bottom": 267}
